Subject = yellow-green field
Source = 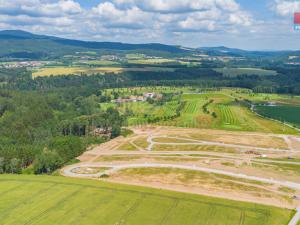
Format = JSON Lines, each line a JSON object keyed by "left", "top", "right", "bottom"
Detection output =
{"left": 32, "top": 67, "right": 123, "bottom": 78}
{"left": 0, "top": 175, "right": 293, "bottom": 225}
{"left": 32, "top": 66, "right": 175, "bottom": 78}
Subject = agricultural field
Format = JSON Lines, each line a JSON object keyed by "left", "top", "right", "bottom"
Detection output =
{"left": 255, "top": 105, "right": 300, "bottom": 128}
{"left": 0, "top": 175, "right": 292, "bottom": 225}
{"left": 103, "top": 87, "right": 299, "bottom": 134}
{"left": 125, "top": 54, "right": 176, "bottom": 64}
{"left": 223, "top": 89, "right": 300, "bottom": 105}
{"left": 214, "top": 68, "right": 277, "bottom": 77}
{"left": 32, "top": 66, "right": 175, "bottom": 78}
{"left": 32, "top": 66, "right": 124, "bottom": 77}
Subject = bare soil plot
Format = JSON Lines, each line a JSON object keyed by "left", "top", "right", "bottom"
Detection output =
{"left": 116, "top": 142, "right": 138, "bottom": 151}
{"left": 152, "top": 144, "right": 238, "bottom": 153}
{"left": 71, "top": 167, "right": 110, "bottom": 174}
{"left": 67, "top": 126, "right": 300, "bottom": 211}
{"left": 182, "top": 132, "right": 288, "bottom": 149}
{"left": 108, "top": 167, "right": 297, "bottom": 209}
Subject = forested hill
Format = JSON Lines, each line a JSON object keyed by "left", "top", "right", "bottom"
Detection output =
{"left": 0, "top": 30, "right": 186, "bottom": 59}
{"left": 1, "top": 30, "right": 300, "bottom": 60}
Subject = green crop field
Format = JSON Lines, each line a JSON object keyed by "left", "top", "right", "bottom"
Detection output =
{"left": 255, "top": 105, "right": 300, "bottom": 127}
{"left": 32, "top": 67, "right": 124, "bottom": 77}
{"left": 0, "top": 175, "right": 293, "bottom": 225}
{"left": 101, "top": 87, "right": 299, "bottom": 134}
{"left": 221, "top": 89, "right": 300, "bottom": 105}
{"left": 163, "top": 92, "right": 297, "bottom": 133}
{"left": 32, "top": 67, "right": 174, "bottom": 78}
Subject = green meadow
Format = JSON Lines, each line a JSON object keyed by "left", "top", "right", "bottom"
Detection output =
{"left": 0, "top": 175, "right": 293, "bottom": 225}
{"left": 102, "top": 87, "right": 299, "bottom": 134}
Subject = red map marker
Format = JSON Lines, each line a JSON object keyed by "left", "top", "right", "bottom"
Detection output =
{"left": 294, "top": 12, "right": 300, "bottom": 25}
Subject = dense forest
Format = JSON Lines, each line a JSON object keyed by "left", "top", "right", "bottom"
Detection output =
{"left": 0, "top": 71, "right": 125, "bottom": 174}
{"left": 0, "top": 65, "right": 300, "bottom": 175}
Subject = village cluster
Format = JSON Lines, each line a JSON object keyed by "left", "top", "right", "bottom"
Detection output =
{"left": 111, "top": 92, "right": 163, "bottom": 104}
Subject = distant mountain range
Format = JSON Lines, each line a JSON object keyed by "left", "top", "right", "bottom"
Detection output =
{"left": 197, "top": 46, "right": 297, "bottom": 58}
{"left": 0, "top": 30, "right": 186, "bottom": 59}
{"left": 0, "top": 30, "right": 298, "bottom": 60}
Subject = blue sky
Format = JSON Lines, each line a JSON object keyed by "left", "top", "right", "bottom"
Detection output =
{"left": 0, "top": 0, "right": 299, "bottom": 50}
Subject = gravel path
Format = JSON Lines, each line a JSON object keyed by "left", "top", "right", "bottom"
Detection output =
{"left": 288, "top": 206, "right": 300, "bottom": 225}
{"left": 62, "top": 132, "right": 300, "bottom": 225}
{"left": 62, "top": 162, "right": 300, "bottom": 190}
{"left": 147, "top": 135, "right": 299, "bottom": 153}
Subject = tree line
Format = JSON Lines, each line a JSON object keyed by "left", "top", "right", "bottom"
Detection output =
{"left": 0, "top": 87, "right": 124, "bottom": 174}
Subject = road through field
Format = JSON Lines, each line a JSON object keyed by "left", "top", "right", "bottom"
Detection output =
{"left": 63, "top": 131, "right": 300, "bottom": 188}
{"left": 62, "top": 127, "right": 300, "bottom": 224}
{"left": 62, "top": 162, "right": 300, "bottom": 190}
{"left": 289, "top": 206, "right": 300, "bottom": 225}
{"left": 147, "top": 135, "right": 299, "bottom": 153}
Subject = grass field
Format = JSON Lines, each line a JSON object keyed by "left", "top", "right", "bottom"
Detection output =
{"left": 32, "top": 66, "right": 175, "bottom": 78}
{"left": 111, "top": 167, "right": 288, "bottom": 200}
{"left": 161, "top": 92, "right": 297, "bottom": 134}
{"left": 32, "top": 67, "right": 123, "bottom": 77}
{"left": 214, "top": 68, "right": 277, "bottom": 77}
{"left": 102, "top": 87, "right": 299, "bottom": 134}
{"left": 222, "top": 88, "right": 300, "bottom": 105}
{"left": 0, "top": 175, "right": 293, "bottom": 225}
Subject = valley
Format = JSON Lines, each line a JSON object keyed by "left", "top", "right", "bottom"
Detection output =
{"left": 1, "top": 30, "right": 300, "bottom": 225}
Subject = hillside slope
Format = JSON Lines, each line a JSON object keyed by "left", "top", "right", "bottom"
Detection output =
{"left": 0, "top": 30, "right": 186, "bottom": 59}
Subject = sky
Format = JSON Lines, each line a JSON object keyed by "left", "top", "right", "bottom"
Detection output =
{"left": 0, "top": 0, "right": 300, "bottom": 50}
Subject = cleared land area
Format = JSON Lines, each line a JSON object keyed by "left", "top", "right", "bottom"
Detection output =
{"left": 0, "top": 175, "right": 293, "bottom": 225}
{"left": 63, "top": 126, "right": 300, "bottom": 209}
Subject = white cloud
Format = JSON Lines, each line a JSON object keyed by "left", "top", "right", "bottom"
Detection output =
{"left": 92, "top": 2, "right": 151, "bottom": 29}
{"left": 0, "top": 14, "right": 73, "bottom": 26}
{"left": 228, "top": 11, "right": 252, "bottom": 26}
{"left": 0, "top": 0, "right": 259, "bottom": 47}
{"left": 178, "top": 18, "right": 216, "bottom": 31}
{"left": 272, "top": 0, "right": 300, "bottom": 16}
{"left": 0, "top": 0, "right": 82, "bottom": 17}
{"left": 113, "top": 0, "right": 240, "bottom": 13}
